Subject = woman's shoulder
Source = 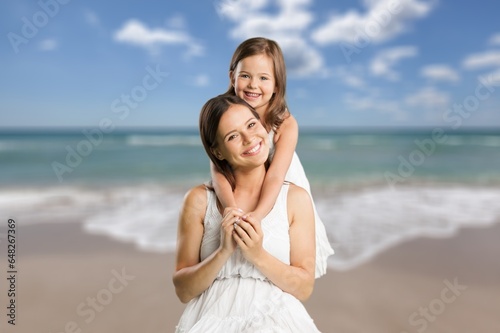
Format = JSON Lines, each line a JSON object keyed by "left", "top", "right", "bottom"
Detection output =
{"left": 286, "top": 183, "right": 310, "bottom": 205}
{"left": 285, "top": 183, "right": 313, "bottom": 223}
{"left": 181, "top": 184, "right": 208, "bottom": 213}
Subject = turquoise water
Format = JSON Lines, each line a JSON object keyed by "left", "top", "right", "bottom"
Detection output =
{"left": 1, "top": 128, "right": 500, "bottom": 187}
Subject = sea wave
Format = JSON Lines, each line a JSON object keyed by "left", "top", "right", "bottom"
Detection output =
{"left": 442, "top": 135, "right": 500, "bottom": 147}
{"left": 316, "top": 185, "right": 500, "bottom": 270}
{"left": 3, "top": 183, "right": 500, "bottom": 271}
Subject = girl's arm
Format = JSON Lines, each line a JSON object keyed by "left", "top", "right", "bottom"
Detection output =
{"left": 211, "top": 161, "right": 238, "bottom": 214}
{"left": 234, "top": 184, "right": 315, "bottom": 301}
{"left": 172, "top": 185, "right": 242, "bottom": 303}
{"left": 251, "top": 113, "right": 298, "bottom": 220}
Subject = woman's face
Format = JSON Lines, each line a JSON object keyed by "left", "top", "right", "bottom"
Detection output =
{"left": 214, "top": 103, "right": 269, "bottom": 170}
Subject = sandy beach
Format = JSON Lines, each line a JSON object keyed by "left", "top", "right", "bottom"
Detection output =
{"left": 0, "top": 222, "right": 499, "bottom": 333}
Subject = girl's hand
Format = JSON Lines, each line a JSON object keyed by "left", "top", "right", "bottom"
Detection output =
{"left": 246, "top": 211, "right": 264, "bottom": 223}
{"left": 220, "top": 208, "right": 244, "bottom": 255}
{"left": 233, "top": 214, "right": 264, "bottom": 264}
{"left": 222, "top": 206, "right": 235, "bottom": 218}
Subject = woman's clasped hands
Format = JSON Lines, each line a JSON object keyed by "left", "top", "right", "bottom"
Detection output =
{"left": 220, "top": 207, "right": 264, "bottom": 264}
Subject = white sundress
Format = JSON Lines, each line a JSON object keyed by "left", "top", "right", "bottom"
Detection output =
{"left": 268, "top": 130, "right": 334, "bottom": 278}
{"left": 175, "top": 184, "right": 321, "bottom": 333}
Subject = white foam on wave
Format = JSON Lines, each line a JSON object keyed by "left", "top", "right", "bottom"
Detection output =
{"left": 315, "top": 185, "right": 500, "bottom": 271}
{"left": 83, "top": 187, "right": 183, "bottom": 252}
{"left": 309, "top": 139, "right": 337, "bottom": 150}
{"left": 0, "top": 187, "right": 109, "bottom": 221}
{"left": 3, "top": 184, "right": 500, "bottom": 271}
{"left": 442, "top": 135, "right": 500, "bottom": 147}
{"left": 0, "top": 140, "right": 46, "bottom": 152}
{"left": 347, "top": 135, "right": 380, "bottom": 146}
{"left": 78, "top": 184, "right": 500, "bottom": 271}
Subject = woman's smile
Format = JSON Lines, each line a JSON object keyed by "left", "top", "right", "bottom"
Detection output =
{"left": 242, "top": 141, "right": 262, "bottom": 156}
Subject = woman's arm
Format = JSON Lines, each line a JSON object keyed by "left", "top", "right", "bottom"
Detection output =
{"left": 234, "top": 184, "right": 315, "bottom": 301}
{"left": 172, "top": 185, "right": 243, "bottom": 303}
{"left": 211, "top": 161, "right": 238, "bottom": 213}
{"left": 251, "top": 114, "right": 299, "bottom": 220}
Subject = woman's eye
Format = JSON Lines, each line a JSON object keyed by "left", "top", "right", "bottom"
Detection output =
{"left": 228, "top": 134, "right": 237, "bottom": 141}
{"left": 248, "top": 122, "right": 256, "bottom": 128}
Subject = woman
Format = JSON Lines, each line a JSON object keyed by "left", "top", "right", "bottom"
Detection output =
{"left": 173, "top": 94, "right": 320, "bottom": 332}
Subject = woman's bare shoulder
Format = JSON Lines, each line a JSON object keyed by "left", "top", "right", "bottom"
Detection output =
{"left": 286, "top": 183, "right": 311, "bottom": 205}
{"left": 181, "top": 184, "right": 208, "bottom": 213}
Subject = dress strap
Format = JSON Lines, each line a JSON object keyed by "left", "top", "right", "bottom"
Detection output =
{"left": 204, "top": 188, "right": 221, "bottom": 227}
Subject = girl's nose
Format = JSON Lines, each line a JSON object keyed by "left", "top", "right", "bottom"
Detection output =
{"left": 247, "top": 77, "right": 257, "bottom": 89}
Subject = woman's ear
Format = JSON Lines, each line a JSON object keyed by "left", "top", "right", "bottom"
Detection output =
{"left": 211, "top": 148, "right": 224, "bottom": 160}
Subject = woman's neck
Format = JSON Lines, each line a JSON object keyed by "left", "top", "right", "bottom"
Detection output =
{"left": 232, "top": 165, "right": 266, "bottom": 212}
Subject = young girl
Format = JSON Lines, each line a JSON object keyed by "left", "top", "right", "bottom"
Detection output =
{"left": 211, "top": 37, "right": 334, "bottom": 278}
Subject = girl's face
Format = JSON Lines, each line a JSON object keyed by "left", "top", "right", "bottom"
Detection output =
{"left": 231, "top": 54, "right": 276, "bottom": 117}
{"left": 214, "top": 104, "right": 269, "bottom": 170}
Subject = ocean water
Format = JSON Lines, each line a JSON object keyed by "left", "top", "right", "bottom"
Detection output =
{"left": 1, "top": 128, "right": 500, "bottom": 270}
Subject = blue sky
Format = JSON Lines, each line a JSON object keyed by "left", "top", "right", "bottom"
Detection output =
{"left": 1, "top": 0, "right": 499, "bottom": 128}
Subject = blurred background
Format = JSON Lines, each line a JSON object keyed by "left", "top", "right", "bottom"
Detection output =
{"left": 0, "top": 1, "right": 499, "bottom": 332}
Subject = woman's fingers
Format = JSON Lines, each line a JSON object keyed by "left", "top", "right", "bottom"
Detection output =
{"left": 233, "top": 219, "right": 260, "bottom": 246}
{"left": 233, "top": 217, "right": 264, "bottom": 264}
{"left": 220, "top": 208, "right": 245, "bottom": 254}
{"left": 242, "top": 214, "right": 262, "bottom": 234}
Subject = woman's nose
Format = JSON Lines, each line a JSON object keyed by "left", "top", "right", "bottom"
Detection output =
{"left": 241, "top": 131, "right": 253, "bottom": 144}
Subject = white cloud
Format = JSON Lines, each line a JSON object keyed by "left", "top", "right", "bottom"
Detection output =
{"left": 488, "top": 32, "right": 500, "bottom": 46}
{"left": 420, "top": 64, "right": 460, "bottom": 82}
{"left": 215, "top": 0, "right": 324, "bottom": 77}
{"left": 333, "top": 66, "right": 367, "bottom": 88}
{"left": 216, "top": 0, "right": 269, "bottom": 20}
{"left": 39, "top": 38, "right": 58, "bottom": 51}
{"left": 114, "top": 19, "right": 203, "bottom": 57}
{"left": 311, "top": 0, "right": 435, "bottom": 45}
{"left": 278, "top": 37, "right": 325, "bottom": 77}
{"left": 479, "top": 69, "right": 500, "bottom": 87}
{"left": 370, "top": 46, "right": 418, "bottom": 80}
{"left": 405, "top": 86, "right": 450, "bottom": 110}
{"left": 228, "top": 8, "right": 313, "bottom": 39}
{"left": 462, "top": 51, "right": 500, "bottom": 70}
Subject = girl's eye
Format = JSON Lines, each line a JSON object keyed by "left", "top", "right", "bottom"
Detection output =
{"left": 261, "top": 76, "right": 268, "bottom": 80}
{"left": 228, "top": 134, "right": 238, "bottom": 141}
{"left": 248, "top": 122, "right": 256, "bottom": 128}
{"left": 240, "top": 74, "right": 250, "bottom": 78}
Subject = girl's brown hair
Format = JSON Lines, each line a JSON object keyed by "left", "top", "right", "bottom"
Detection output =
{"left": 199, "top": 94, "right": 260, "bottom": 190}
{"left": 225, "top": 37, "right": 288, "bottom": 131}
